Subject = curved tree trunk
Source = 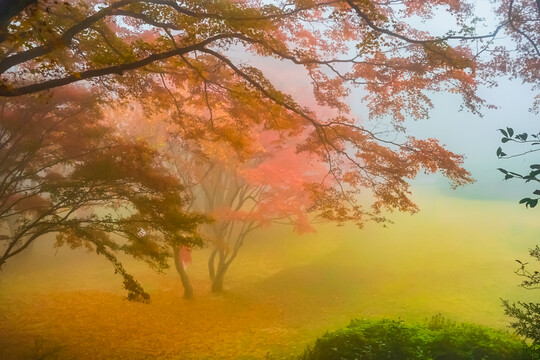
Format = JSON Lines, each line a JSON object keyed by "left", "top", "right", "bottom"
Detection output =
{"left": 211, "top": 263, "right": 229, "bottom": 293}
{"left": 209, "top": 248, "right": 230, "bottom": 293}
{"left": 173, "top": 247, "right": 193, "bottom": 299}
{"left": 208, "top": 231, "right": 250, "bottom": 293}
{"left": 208, "top": 248, "right": 217, "bottom": 282}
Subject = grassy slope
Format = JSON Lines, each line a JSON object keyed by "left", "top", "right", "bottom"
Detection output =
{"left": 0, "top": 191, "right": 538, "bottom": 359}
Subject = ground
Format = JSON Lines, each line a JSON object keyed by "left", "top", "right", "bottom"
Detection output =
{"left": 0, "top": 192, "right": 538, "bottom": 359}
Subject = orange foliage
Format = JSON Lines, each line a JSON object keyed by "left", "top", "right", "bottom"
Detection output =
{"left": 1, "top": 0, "right": 502, "bottom": 294}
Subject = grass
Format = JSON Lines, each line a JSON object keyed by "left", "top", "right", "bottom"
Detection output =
{"left": 0, "top": 192, "right": 539, "bottom": 359}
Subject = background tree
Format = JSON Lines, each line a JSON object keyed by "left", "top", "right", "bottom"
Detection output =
{"left": 113, "top": 110, "right": 331, "bottom": 295}
{"left": 0, "top": 87, "right": 204, "bottom": 301}
{"left": 110, "top": 103, "right": 203, "bottom": 299}
{"left": 175, "top": 132, "right": 330, "bottom": 293}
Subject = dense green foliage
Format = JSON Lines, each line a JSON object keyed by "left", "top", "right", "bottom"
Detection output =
{"left": 299, "top": 316, "right": 535, "bottom": 360}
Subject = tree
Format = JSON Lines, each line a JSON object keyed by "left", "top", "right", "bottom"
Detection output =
{"left": 3, "top": 0, "right": 503, "bottom": 296}
{"left": 497, "top": 128, "right": 540, "bottom": 347}
{"left": 179, "top": 132, "right": 331, "bottom": 293}
{"left": 0, "top": 0, "right": 487, "bottom": 209}
{"left": 0, "top": 88, "right": 204, "bottom": 302}
{"left": 109, "top": 103, "right": 204, "bottom": 299}
{"left": 113, "top": 109, "right": 332, "bottom": 294}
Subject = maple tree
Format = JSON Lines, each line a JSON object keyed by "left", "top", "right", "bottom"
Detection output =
{"left": 166, "top": 131, "right": 332, "bottom": 293}
{"left": 112, "top": 109, "right": 323, "bottom": 294}
{"left": 0, "top": 1, "right": 488, "bottom": 195}
{"left": 0, "top": 88, "right": 203, "bottom": 302}
{"left": 2, "top": 0, "right": 516, "bottom": 296}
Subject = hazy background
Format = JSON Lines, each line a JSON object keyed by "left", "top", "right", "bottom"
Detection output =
{"left": 1, "top": 2, "right": 540, "bottom": 357}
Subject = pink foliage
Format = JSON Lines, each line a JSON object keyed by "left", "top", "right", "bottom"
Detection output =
{"left": 231, "top": 131, "right": 328, "bottom": 234}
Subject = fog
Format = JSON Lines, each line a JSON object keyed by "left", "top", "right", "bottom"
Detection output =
{"left": 2, "top": 1, "right": 540, "bottom": 359}
{"left": 1, "top": 187, "right": 538, "bottom": 359}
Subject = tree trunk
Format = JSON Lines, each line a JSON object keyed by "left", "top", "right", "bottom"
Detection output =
{"left": 208, "top": 248, "right": 217, "bottom": 282}
{"left": 173, "top": 247, "right": 193, "bottom": 299}
{"left": 211, "top": 265, "right": 228, "bottom": 293}
{"left": 209, "top": 248, "right": 229, "bottom": 293}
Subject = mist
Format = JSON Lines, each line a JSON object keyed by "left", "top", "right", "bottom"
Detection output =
{"left": 2, "top": 0, "right": 540, "bottom": 359}
{"left": 1, "top": 188, "right": 538, "bottom": 359}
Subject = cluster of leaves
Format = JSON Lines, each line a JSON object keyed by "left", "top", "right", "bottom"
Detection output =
{"left": 0, "top": 0, "right": 499, "bottom": 228}
{"left": 299, "top": 316, "right": 535, "bottom": 360}
{"left": 497, "top": 127, "right": 540, "bottom": 208}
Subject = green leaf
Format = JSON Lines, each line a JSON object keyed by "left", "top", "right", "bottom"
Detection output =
{"left": 507, "top": 127, "right": 514, "bottom": 137}
{"left": 519, "top": 198, "right": 530, "bottom": 204}
{"left": 530, "top": 164, "right": 540, "bottom": 169}
{"left": 533, "top": 190, "right": 540, "bottom": 195}
{"left": 504, "top": 174, "right": 513, "bottom": 180}
{"left": 497, "top": 168, "right": 508, "bottom": 174}
{"left": 528, "top": 199, "right": 538, "bottom": 208}
{"left": 520, "top": 133, "right": 528, "bottom": 141}
{"left": 501, "top": 138, "right": 510, "bottom": 143}
{"left": 498, "top": 129, "right": 508, "bottom": 137}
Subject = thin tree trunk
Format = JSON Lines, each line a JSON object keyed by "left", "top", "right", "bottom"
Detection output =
{"left": 211, "top": 249, "right": 229, "bottom": 293}
{"left": 211, "top": 263, "right": 228, "bottom": 293}
{"left": 208, "top": 248, "right": 217, "bottom": 282}
{"left": 173, "top": 247, "right": 193, "bottom": 299}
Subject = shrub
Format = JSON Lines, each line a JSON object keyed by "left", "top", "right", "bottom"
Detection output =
{"left": 299, "top": 316, "right": 537, "bottom": 360}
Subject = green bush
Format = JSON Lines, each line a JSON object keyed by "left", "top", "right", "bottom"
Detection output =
{"left": 299, "top": 316, "right": 537, "bottom": 360}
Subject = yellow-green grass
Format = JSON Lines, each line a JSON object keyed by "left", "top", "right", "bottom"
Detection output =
{"left": 0, "top": 190, "right": 537, "bottom": 359}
